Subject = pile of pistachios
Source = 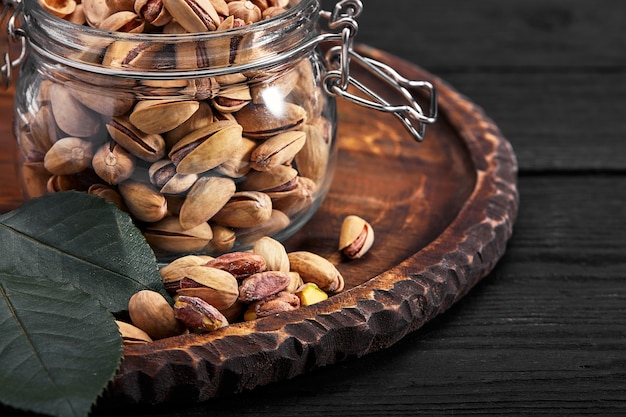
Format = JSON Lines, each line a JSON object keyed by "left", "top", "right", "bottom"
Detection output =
{"left": 117, "top": 216, "right": 374, "bottom": 342}
{"left": 40, "top": 0, "right": 291, "bottom": 32}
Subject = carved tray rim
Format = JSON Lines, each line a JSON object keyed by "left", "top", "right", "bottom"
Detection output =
{"left": 107, "top": 45, "right": 519, "bottom": 405}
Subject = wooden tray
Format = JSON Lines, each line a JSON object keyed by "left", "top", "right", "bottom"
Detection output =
{"left": 0, "top": 45, "right": 519, "bottom": 405}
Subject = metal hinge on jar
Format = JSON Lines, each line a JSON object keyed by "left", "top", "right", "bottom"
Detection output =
{"left": 0, "top": 0, "right": 25, "bottom": 89}
{"left": 320, "top": 0, "right": 437, "bottom": 142}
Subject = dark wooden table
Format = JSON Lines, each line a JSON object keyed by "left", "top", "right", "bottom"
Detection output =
{"left": 3, "top": 0, "right": 625, "bottom": 415}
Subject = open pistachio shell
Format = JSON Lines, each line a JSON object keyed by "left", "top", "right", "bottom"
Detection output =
{"left": 169, "top": 121, "right": 244, "bottom": 175}
{"left": 339, "top": 215, "right": 375, "bottom": 259}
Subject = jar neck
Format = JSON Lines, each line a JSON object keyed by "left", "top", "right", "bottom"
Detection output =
{"left": 22, "top": 0, "right": 321, "bottom": 78}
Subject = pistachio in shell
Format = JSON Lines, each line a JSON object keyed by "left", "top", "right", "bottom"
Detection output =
{"left": 43, "top": 137, "right": 95, "bottom": 176}
{"left": 252, "top": 236, "right": 289, "bottom": 273}
{"left": 148, "top": 159, "right": 198, "bottom": 194}
{"left": 129, "top": 99, "right": 200, "bottom": 135}
{"left": 211, "top": 191, "right": 272, "bottom": 228}
{"left": 106, "top": 115, "right": 167, "bottom": 162}
{"left": 339, "top": 215, "right": 375, "bottom": 259}
{"left": 179, "top": 176, "right": 236, "bottom": 229}
{"left": 118, "top": 179, "right": 168, "bottom": 223}
{"left": 162, "top": 0, "right": 220, "bottom": 33}
{"left": 92, "top": 140, "right": 136, "bottom": 185}
{"left": 48, "top": 84, "right": 101, "bottom": 137}
{"left": 169, "top": 121, "right": 244, "bottom": 175}
{"left": 173, "top": 265, "right": 239, "bottom": 310}
{"left": 240, "top": 164, "right": 298, "bottom": 192}
{"left": 144, "top": 216, "right": 213, "bottom": 255}
{"left": 235, "top": 102, "right": 307, "bottom": 140}
{"left": 250, "top": 130, "right": 306, "bottom": 171}
{"left": 128, "top": 290, "right": 186, "bottom": 339}
{"left": 287, "top": 251, "right": 344, "bottom": 293}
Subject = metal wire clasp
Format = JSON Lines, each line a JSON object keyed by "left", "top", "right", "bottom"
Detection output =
{"left": 320, "top": 0, "right": 437, "bottom": 142}
{"left": 1, "top": 0, "right": 26, "bottom": 89}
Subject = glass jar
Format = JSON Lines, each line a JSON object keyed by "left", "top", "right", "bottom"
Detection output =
{"left": 2, "top": 0, "right": 437, "bottom": 261}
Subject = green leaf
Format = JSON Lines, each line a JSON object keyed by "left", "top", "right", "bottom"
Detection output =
{"left": 0, "top": 192, "right": 166, "bottom": 314}
{"left": 0, "top": 273, "right": 123, "bottom": 417}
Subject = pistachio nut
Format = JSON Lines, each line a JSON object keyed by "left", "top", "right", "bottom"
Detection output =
{"left": 106, "top": 0, "right": 135, "bottom": 12}
{"left": 173, "top": 265, "right": 239, "bottom": 310}
{"left": 205, "top": 251, "right": 267, "bottom": 279}
{"left": 148, "top": 159, "right": 198, "bottom": 194}
{"left": 69, "top": 83, "right": 135, "bottom": 117}
{"left": 238, "top": 270, "right": 291, "bottom": 302}
{"left": 47, "top": 173, "right": 92, "bottom": 192}
{"left": 240, "top": 164, "right": 298, "bottom": 192}
{"left": 243, "top": 291, "right": 300, "bottom": 320}
{"left": 92, "top": 140, "right": 136, "bottom": 185}
{"left": 261, "top": 5, "right": 286, "bottom": 19}
{"left": 116, "top": 320, "right": 153, "bottom": 345}
{"left": 293, "top": 123, "right": 329, "bottom": 184}
{"left": 252, "top": 236, "right": 289, "bottom": 273}
{"left": 129, "top": 99, "right": 200, "bottom": 135}
{"left": 174, "top": 295, "right": 229, "bottom": 332}
{"left": 236, "top": 102, "right": 307, "bottom": 140}
{"left": 250, "top": 130, "right": 306, "bottom": 171}
{"left": 179, "top": 176, "right": 236, "bottom": 229}
{"left": 134, "top": 0, "right": 172, "bottom": 26}
{"left": 128, "top": 290, "right": 186, "bottom": 339}
{"left": 339, "top": 215, "right": 375, "bottom": 259}
{"left": 144, "top": 216, "right": 213, "bottom": 254}
{"left": 106, "top": 116, "right": 165, "bottom": 162}
{"left": 287, "top": 251, "right": 345, "bottom": 293}
{"left": 211, "top": 191, "right": 272, "bottom": 228}
{"left": 118, "top": 179, "right": 168, "bottom": 223}
{"left": 102, "top": 40, "right": 163, "bottom": 69}
{"left": 208, "top": 0, "right": 228, "bottom": 16}
{"left": 43, "top": 137, "right": 95, "bottom": 176}
{"left": 39, "top": 0, "right": 77, "bottom": 18}
{"left": 212, "top": 85, "right": 252, "bottom": 113}
{"left": 162, "top": 0, "right": 220, "bottom": 33}
{"left": 99, "top": 10, "right": 146, "bottom": 32}
{"left": 83, "top": 0, "right": 113, "bottom": 27}
{"left": 49, "top": 84, "right": 101, "bottom": 137}
{"left": 296, "top": 282, "right": 328, "bottom": 306}
{"left": 88, "top": 183, "right": 127, "bottom": 211}
{"left": 169, "top": 121, "right": 244, "bottom": 175}
{"left": 227, "top": 1, "right": 261, "bottom": 24}
{"left": 159, "top": 254, "right": 215, "bottom": 289}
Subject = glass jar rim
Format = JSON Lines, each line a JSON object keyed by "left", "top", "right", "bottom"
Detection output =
{"left": 23, "top": 0, "right": 322, "bottom": 78}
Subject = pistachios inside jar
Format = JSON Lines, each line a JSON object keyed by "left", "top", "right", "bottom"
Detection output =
{"left": 14, "top": 0, "right": 338, "bottom": 260}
